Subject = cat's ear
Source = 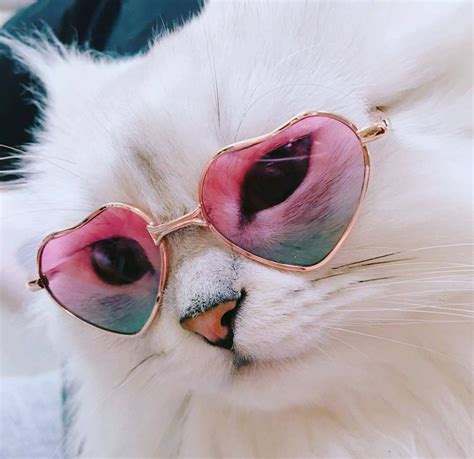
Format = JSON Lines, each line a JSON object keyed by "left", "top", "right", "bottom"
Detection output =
{"left": 0, "top": 31, "right": 127, "bottom": 112}
{"left": 0, "top": 30, "right": 67, "bottom": 100}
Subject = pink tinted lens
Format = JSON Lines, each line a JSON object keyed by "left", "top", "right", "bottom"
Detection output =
{"left": 201, "top": 115, "right": 367, "bottom": 267}
{"left": 39, "top": 207, "right": 162, "bottom": 334}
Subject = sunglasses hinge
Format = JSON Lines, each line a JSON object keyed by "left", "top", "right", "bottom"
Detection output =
{"left": 358, "top": 117, "right": 390, "bottom": 144}
{"left": 27, "top": 278, "right": 45, "bottom": 292}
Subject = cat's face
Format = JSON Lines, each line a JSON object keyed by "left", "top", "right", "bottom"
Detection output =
{"left": 2, "top": 2, "right": 470, "bottom": 411}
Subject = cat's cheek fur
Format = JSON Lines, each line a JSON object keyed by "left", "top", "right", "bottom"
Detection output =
{"left": 1, "top": 0, "right": 472, "bottom": 457}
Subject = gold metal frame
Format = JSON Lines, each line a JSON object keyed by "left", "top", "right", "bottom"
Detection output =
{"left": 28, "top": 111, "right": 389, "bottom": 335}
{"left": 29, "top": 203, "right": 168, "bottom": 336}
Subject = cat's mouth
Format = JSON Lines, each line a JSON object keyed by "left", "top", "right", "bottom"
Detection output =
{"left": 186, "top": 292, "right": 315, "bottom": 372}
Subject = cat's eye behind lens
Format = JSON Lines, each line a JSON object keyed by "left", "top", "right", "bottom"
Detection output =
{"left": 38, "top": 206, "right": 163, "bottom": 334}
{"left": 200, "top": 114, "right": 368, "bottom": 268}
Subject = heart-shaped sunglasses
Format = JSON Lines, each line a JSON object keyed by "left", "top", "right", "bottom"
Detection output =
{"left": 28, "top": 111, "right": 389, "bottom": 335}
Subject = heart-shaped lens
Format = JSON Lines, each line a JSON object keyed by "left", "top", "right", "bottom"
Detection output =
{"left": 200, "top": 114, "right": 368, "bottom": 268}
{"left": 39, "top": 206, "right": 163, "bottom": 334}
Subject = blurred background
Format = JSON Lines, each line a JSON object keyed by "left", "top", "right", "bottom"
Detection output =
{"left": 0, "top": 0, "right": 32, "bottom": 23}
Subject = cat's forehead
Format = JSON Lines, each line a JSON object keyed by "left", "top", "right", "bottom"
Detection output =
{"left": 33, "top": 4, "right": 372, "bottom": 220}
{"left": 92, "top": 70, "right": 361, "bottom": 214}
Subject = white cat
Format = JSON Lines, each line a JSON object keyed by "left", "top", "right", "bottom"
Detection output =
{"left": 1, "top": 1, "right": 472, "bottom": 457}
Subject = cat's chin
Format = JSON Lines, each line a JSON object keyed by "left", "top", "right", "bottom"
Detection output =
{"left": 217, "top": 351, "right": 325, "bottom": 411}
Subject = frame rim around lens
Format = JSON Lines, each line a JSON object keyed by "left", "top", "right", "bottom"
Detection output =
{"left": 198, "top": 111, "right": 370, "bottom": 272}
{"left": 36, "top": 203, "right": 168, "bottom": 336}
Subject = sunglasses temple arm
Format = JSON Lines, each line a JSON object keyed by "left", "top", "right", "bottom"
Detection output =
{"left": 28, "top": 278, "right": 45, "bottom": 292}
{"left": 358, "top": 117, "right": 390, "bottom": 145}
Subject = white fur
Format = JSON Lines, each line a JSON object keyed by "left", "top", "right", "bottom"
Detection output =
{"left": 1, "top": 1, "right": 472, "bottom": 457}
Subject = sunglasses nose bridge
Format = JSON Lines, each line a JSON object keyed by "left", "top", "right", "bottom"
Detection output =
{"left": 147, "top": 206, "right": 207, "bottom": 244}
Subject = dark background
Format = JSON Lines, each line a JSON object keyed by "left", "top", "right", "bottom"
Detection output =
{"left": 0, "top": 0, "right": 202, "bottom": 181}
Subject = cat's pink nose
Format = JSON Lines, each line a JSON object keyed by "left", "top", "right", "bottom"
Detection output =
{"left": 181, "top": 300, "right": 238, "bottom": 349}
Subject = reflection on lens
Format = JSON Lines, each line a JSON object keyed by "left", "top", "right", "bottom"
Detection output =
{"left": 39, "top": 207, "right": 161, "bottom": 334}
{"left": 201, "top": 115, "right": 367, "bottom": 267}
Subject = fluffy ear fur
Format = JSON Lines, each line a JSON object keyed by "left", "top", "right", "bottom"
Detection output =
{"left": 0, "top": 31, "right": 65, "bottom": 84}
{"left": 0, "top": 30, "right": 148, "bottom": 129}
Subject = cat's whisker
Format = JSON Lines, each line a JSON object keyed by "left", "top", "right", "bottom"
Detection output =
{"left": 345, "top": 278, "right": 473, "bottom": 290}
{"left": 353, "top": 276, "right": 396, "bottom": 284}
{"left": 339, "top": 309, "right": 473, "bottom": 318}
{"left": 340, "top": 259, "right": 417, "bottom": 269}
{"left": 0, "top": 169, "right": 39, "bottom": 175}
{"left": 120, "top": 353, "right": 165, "bottom": 385}
{"left": 361, "top": 265, "right": 473, "bottom": 274}
{"left": 336, "top": 320, "right": 473, "bottom": 327}
{"left": 333, "top": 315, "right": 474, "bottom": 322}
{"left": 0, "top": 146, "right": 81, "bottom": 182}
{"left": 314, "top": 268, "right": 472, "bottom": 285}
{"left": 333, "top": 244, "right": 473, "bottom": 271}
{"left": 0, "top": 154, "right": 30, "bottom": 161}
{"left": 405, "top": 243, "right": 474, "bottom": 252}
{"left": 332, "top": 252, "right": 407, "bottom": 269}
{"left": 354, "top": 275, "right": 473, "bottom": 286}
{"left": 234, "top": 82, "right": 358, "bottom": 142}
{"left": 203, "top": 17, "right": 222, "bottom": 133}
{"left": 382, "top": 306, "right": 473, "bottom": 314}
{"left": 311, "top": 272, "right": 351, "bottom": 283}
{"left": 245, "top": 44, "right": 322, "bottom": 101}
{"left": 0, "top": 151, "right": 77, "bottom": 164}
{"left": 340, "top": 317, "right": 473, "bottom": 322}
{"left": 326, "top": 326, "right": 471, "bottom": 370}
{"left": 346, "top": 264, "right": 473, "bottom": 273}
{"left": 1, "top": 162, "right": 83, "bottom": 180}
{"left": 369, "top": 289, "right": 474, "bottom": 298}
{"left": 313, "top": 342, "right": 335, "bottom": 361}
{"left": 0, "top": 144, "right": 28, "bottom": 155}
{"left": 379, "top": 301, "right": 473, "bottom": 312}
{"left": 312, "top": 266, "right": 472, "bottom": 291}
{"left": 327, "top": 333, "right": 373, "bottom": 361}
